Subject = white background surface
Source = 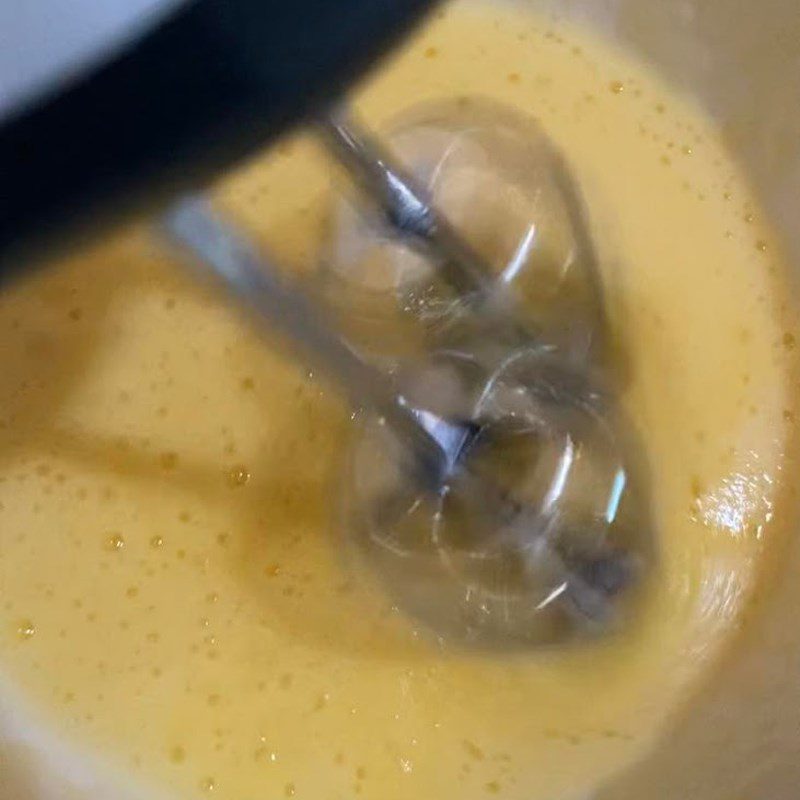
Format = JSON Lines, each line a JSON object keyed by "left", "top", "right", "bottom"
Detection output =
{"left": 0, "top": 0, "right": 185, "bottom": 120}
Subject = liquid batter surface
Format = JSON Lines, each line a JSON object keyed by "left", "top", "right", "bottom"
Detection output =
{"left": 0, "top": 4, "right": 796, "bottom": 799}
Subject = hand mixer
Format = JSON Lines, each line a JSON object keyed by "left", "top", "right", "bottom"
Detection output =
{"left": 0, "top": 0, "right": 653, "bottom": 648}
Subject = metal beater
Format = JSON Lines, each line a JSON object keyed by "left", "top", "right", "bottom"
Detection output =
{"left": 164, "top": 101, "right": 653, "bottom": 648}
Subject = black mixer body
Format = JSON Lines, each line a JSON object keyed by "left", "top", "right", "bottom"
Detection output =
{"left": 0, "top": 0, "right": 436, "bottom": 271}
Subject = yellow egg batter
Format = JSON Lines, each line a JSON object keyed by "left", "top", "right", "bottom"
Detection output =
{"left": 1, "top": 3, "right": 797, "bottom": 799}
